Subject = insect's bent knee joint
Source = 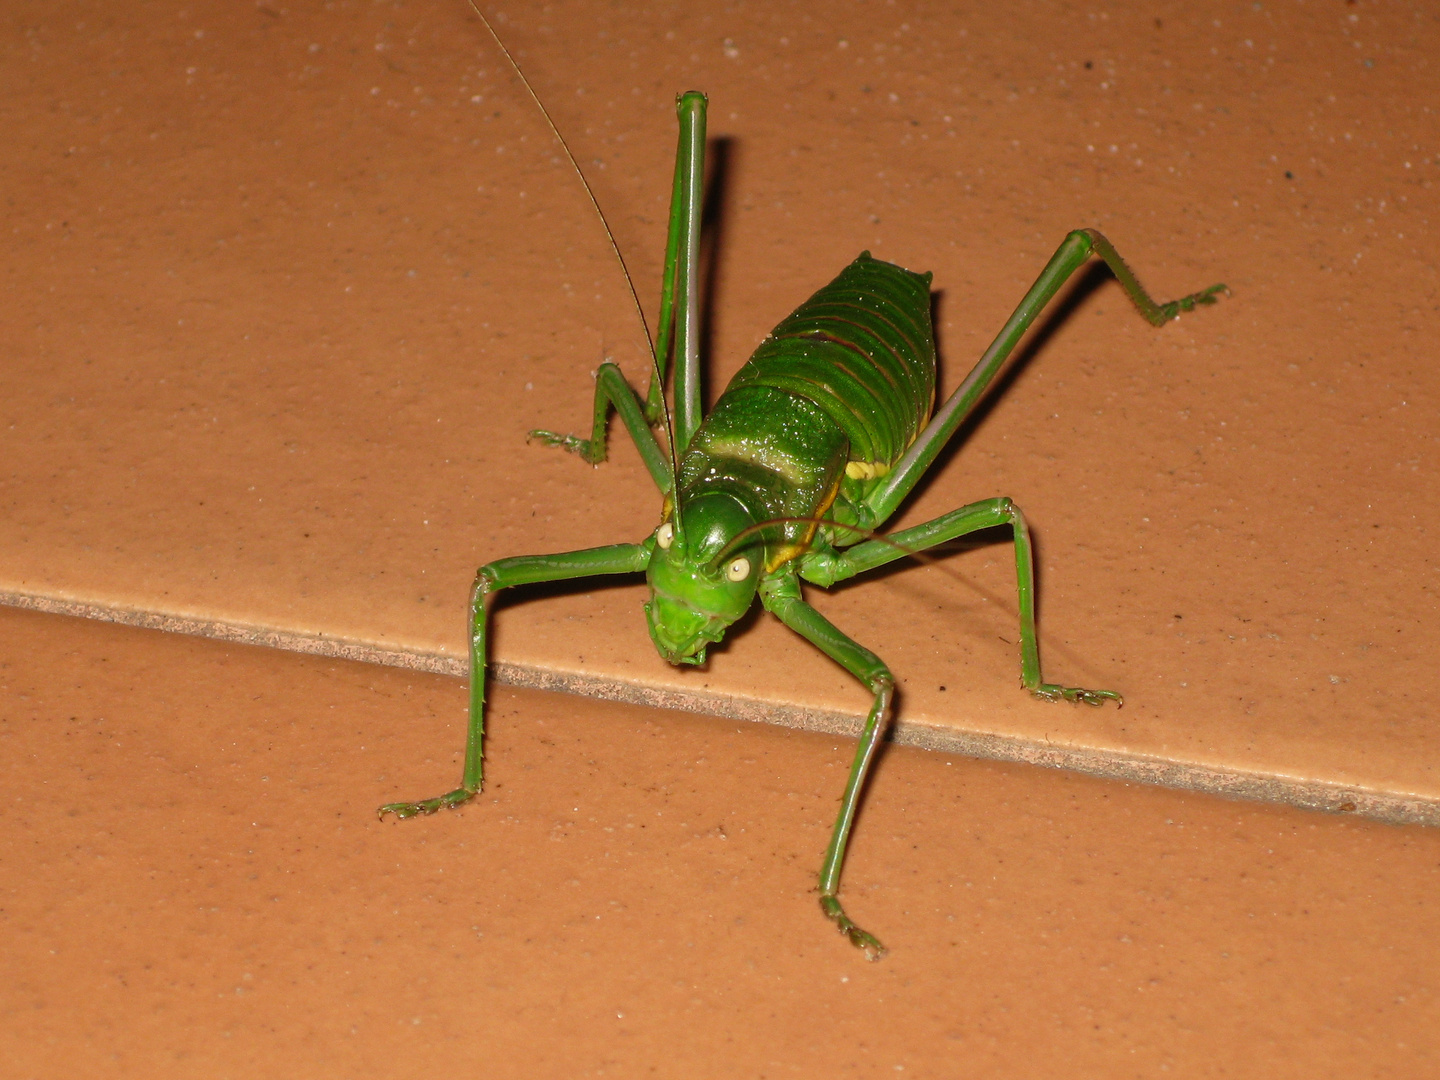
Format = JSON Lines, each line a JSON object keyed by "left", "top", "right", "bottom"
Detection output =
{"left": 473, "top": 566, "right": 501, "bottom": 598}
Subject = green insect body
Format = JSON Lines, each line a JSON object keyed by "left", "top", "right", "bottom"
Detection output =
{"left": 647, "top": 253, "right": 934, "bottom": 666}
{"left": 380, "top": 79, "right": 1227, "bottom": 959}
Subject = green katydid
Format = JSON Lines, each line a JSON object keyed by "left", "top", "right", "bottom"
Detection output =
{"left": 380, "top": 15, "right": 1227, "bottom": 959}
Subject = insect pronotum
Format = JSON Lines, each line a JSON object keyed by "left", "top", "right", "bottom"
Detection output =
{"left": 380, "top": 8, "right": 1228, "bottom": 959}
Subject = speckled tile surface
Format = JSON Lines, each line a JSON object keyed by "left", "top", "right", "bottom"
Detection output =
{"left": 2, "top": 1, "right": 1437, "bottom": 812}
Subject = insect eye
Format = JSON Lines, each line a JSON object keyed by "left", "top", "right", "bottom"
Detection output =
{"left": 655, "top": 522, "right": 673, "bottom": 549}
{"left": 725, "top": 556, "right": 751, "bottom": 582}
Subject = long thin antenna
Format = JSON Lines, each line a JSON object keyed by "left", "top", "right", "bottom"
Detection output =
{"left": 465, "top": 1, "right": 679, "bottom": 482}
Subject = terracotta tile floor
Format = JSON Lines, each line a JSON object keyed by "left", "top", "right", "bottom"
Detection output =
{"left": 3, "top": 1, "right": 1438, "bottom": 1071}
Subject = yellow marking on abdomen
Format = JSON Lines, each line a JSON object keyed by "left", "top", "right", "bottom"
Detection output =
{"left": 845, "top": 460, "right": 890, "bottom": 481}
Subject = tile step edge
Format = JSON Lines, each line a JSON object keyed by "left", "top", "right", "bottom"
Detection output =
{"left": 4, "top": 589, "right": 1434, "bottom": 828}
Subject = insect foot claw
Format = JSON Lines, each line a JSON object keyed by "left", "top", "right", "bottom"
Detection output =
{"left": 820, "top": 895, "right": 889, "bottom": 961}
{"left": 1161, "top": 282, "right": 1230, "bottom": 320}
{"left": 1031, "top": 684, "right": 1123, "bottom": 708}
{"left": 376, "top": 787, "right": 477, "bottom": 820}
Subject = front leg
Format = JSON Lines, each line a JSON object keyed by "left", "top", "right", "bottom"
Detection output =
{"left": 378, "top": 543, "right": 652, "bottom": 819}
{"left": 760, "top": 567, "right": 894, "bottom": 960}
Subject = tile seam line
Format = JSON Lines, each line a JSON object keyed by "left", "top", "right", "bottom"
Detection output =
{"left": 3, "top": 589, "right": 1434, "bottom": 828}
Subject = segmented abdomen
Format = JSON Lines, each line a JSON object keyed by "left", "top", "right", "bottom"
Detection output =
{"left": 723, "top": 252, "right": 935, "bottom": 467}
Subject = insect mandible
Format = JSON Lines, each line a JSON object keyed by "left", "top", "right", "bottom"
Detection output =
{"left": 379, "top": 15, "right": 1227, "bottom": 959}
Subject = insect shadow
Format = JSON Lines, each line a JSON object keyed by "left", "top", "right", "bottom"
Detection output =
{"left": 695, "top": 133, "right": 733, "bottom": 407}
{"left": 908, "top": 260, "right": 1112, "bottom": 503}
